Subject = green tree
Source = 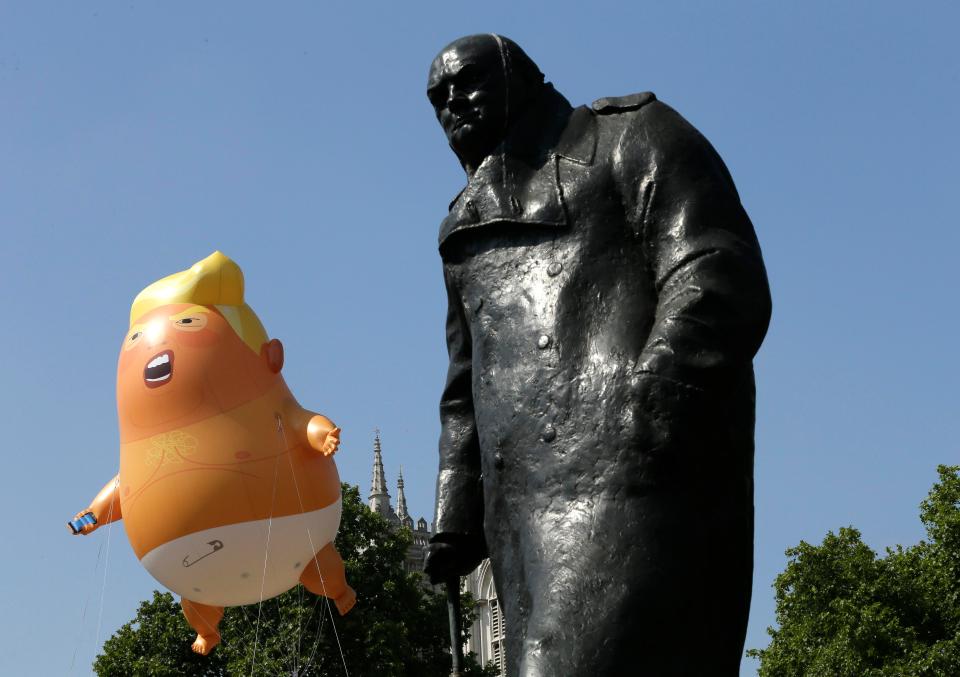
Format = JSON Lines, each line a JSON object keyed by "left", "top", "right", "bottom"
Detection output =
{"left": 749, "top": 465, "right": 960, "bottom": 676}
{"left": 95, "top": 484, "right": 496, "bottom": 676}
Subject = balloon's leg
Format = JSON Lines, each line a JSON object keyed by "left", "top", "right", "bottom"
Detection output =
{"left": 181, "top": 598, "right": 224, "bottom": 655}
{"left": 300, "top": 542, "right": 356, "bottom": 615}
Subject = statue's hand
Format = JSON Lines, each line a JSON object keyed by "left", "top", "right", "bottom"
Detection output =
{"left": 626, "top": 372, "right": 709, "bottom": 452}
{"left": 424, "top": 533, "right": 485, "bottom": 584}
{"left": 424, "top": 542, "right": 458, "bottom": 585}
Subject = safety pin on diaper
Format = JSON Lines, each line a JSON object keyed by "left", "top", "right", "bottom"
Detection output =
{"left": 182, "top": 539, "right": 224, "bottom": 567}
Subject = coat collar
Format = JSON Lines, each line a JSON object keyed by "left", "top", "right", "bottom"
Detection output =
{"left": 439, "top": 88, "right": 597, "bottom": 252}
{"left": 555, "top": 105, "right": 597, "bottom": 165}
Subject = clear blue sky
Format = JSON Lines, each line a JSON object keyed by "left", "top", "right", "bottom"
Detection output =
{"left": 1, "top": 2, "right": 957, "bottom": 675}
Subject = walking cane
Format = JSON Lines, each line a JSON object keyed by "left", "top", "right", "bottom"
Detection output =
{"left": 447, "top": 575, "right": 465, "bottom": 676}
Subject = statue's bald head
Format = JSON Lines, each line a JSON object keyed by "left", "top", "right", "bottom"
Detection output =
{"left": 427, "top": 35, "right": 545, "bottom": 172}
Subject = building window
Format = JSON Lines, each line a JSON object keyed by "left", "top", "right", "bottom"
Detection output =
{"left": 489, "top": 597, "right": 506, "bottom": 675}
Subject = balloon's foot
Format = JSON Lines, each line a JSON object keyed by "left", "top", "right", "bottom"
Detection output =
{"left": 334, "top": 586, "right": 356, "bottom": 615}
{"left": 191, "top": 633, "right": 220, "bottom": 655}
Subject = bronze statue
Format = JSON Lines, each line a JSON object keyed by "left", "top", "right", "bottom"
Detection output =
{"left": 423, "top": 34, "right": 771, "bottom": 676}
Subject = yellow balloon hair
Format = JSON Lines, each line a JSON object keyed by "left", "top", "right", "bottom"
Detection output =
{"left": 130, "top": 251, "right": 268, "bottom": 354}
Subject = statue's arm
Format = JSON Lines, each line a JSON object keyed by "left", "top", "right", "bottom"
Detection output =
{"left": 626, "top": 101, "right": 772, "bottom": 389}
{"left": 426, "top": 264, "right": 487, "bottom": 581}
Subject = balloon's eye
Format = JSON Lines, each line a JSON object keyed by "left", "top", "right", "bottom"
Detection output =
{"left": 124, "top": 329, "right": 144, "bottom": 351}
{"left": 173, "top": 314, "right": 208, "bottom": 332}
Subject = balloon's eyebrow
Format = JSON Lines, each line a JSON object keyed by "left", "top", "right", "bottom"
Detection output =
{"left": 169, "top": 306, "right": 210, "bottom": 321}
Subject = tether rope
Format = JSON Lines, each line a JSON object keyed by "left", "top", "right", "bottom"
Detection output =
{"left": 298, "top": 592, "right": 327, "bottom": 677}
{"left": 69, "top": 532, "right": 106, "bottom": 673}
{"left": 291, "top": 570, "right": 306, "bottom": 676}
{"left": 278, "top": 416, "right": 350, "bottom": 677}
{"left": 248, "top": 439, "right": 283, "bottom": 676}
{"left": 94, "top": 476, "right": 120, "bottom": 649}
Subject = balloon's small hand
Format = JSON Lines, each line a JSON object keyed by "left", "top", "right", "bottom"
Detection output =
{"left": 307, "top": 415, "right": 341, "bottom": 456}
{"left": 320, "top": 427, "right": 341, "bottom": 456}
{"left": 69, "top": 510, "right": 98, "bottom": 535}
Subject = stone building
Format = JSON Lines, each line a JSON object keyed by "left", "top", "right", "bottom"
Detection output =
{"left": 462, "top": 558, "right": 507, "bottom": 675}
{"left": 366, "top": 431, "right": 432, "bottom": 576}
{"left": 366, "top": 433, "right": 506, "bottom": 675}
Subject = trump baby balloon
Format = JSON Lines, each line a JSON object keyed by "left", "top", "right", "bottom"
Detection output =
{"left": 70, "top": 251, "right": 355, "bottom": 654}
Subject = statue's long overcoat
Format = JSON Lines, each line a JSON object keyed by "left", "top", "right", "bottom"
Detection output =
{"left": 434, "top": 87, "right": 771, "bottom": 676}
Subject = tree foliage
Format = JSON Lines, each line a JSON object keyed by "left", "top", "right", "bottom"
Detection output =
{"left": 749, "top": 465, "right": 960, "bottom": 676}
{"left": 94, "top": 484, "right": 496, "bottom": 676}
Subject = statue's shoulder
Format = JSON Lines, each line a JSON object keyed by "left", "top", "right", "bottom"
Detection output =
{"left": 590, "top": 91, "right": 657, "bottom": 115}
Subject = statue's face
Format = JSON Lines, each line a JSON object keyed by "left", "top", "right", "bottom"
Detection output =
{"left": 427, "top": 36, "right": 508, "bottom": 168}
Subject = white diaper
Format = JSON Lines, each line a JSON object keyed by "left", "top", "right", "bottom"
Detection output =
{"left": 140, "top": 500, "right": 341, "bottom": 607}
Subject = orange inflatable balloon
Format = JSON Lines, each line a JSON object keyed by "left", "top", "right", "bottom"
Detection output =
{"left": 70, "top": 251, "right": 355, "bottom": 655}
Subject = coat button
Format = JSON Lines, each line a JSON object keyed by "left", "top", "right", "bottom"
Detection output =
{"left": 494, "top": 452, "right": 504, "bottom": 469}
{"left": 547, "top": 262, "right": 562, "bottom": 277}
{"left": 542, "top": 424, "right": 556, "bottom": 442}
{"left": 537, "top": 334, "right": 551, "bottom": 349}
{"left": 465, "top": 199, "right": 479, "bottom": 222}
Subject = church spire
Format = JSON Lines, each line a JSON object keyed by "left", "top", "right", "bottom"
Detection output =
{"left": 368, "top": 429, "right": 395, "bottom": 521}
{"left": 396, "top": 466, "right": 410, "bottom": 521}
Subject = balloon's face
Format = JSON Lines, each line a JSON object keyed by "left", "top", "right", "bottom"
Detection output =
{"left": 117, "top": 303, "right": 272, "bottom": 429}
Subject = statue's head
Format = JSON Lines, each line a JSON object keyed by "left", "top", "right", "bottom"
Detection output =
{"left": 427, "top": 34, "right": 545, "bottom": 172}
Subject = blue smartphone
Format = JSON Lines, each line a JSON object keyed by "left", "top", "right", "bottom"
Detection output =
{"left": 68, "top": 512, "right": 97, "bottom": 534}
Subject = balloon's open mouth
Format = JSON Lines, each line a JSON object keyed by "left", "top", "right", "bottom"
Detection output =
{"left": 144, "top": 350, "right": 174, "bottom": 388}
